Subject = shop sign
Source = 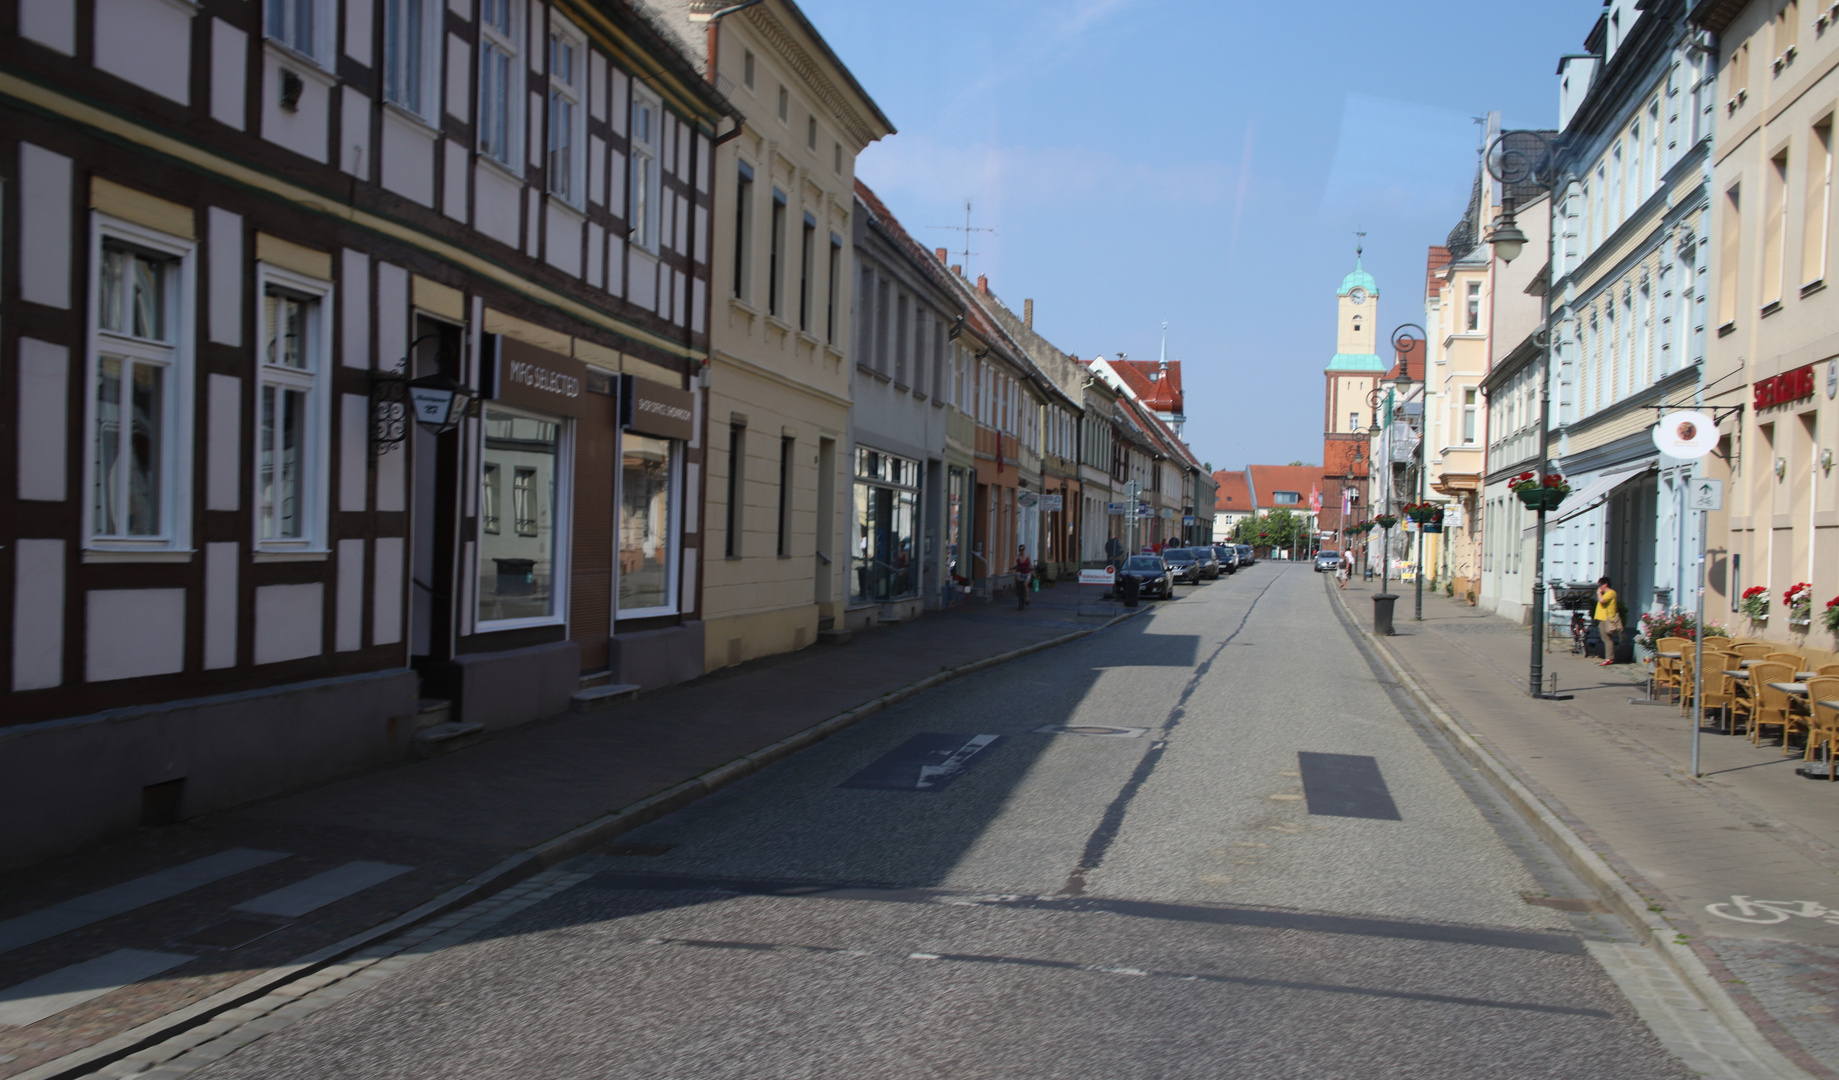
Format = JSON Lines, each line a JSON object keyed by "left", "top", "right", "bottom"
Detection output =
{"left": 1754, "top": 364, "right": 1817, "bottom": 410}
{"left": 1017, "top": 491, "right": 1040, "bottom": 510}
{"left": 620, "top": 374, "right": 694, "bottom": 440}
{"left": 490, "top": 337, "right": 592, "bottom": 418}
{"left": 1039, "top": 494, "right": 1064, "bottom": 512}
{"left": 1106, "top": 502, "right": 1127, "bottom": 515}
{"left": 1078, "top": 567, "right": 1116, "bottom": 585}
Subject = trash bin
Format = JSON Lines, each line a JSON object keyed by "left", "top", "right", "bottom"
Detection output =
{"left": 1120, "top": 575, "right": 1141, "bottom": 608}
{"left": 1372, "top": 592, "right": 1397, "bottom": 636}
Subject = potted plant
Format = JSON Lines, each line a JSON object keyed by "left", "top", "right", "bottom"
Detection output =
{"left": 1822, "top": 595, "right": 1839, "bottom": 642}
{"left": 1740, "top": 585, "right": 1770, "bottom": 624}
{"left": 1401, "top": 501, "right": 1439, "bottom": 524}
{"left": 1635, "top": 609, "right": 1733, "bottom": 652}
{"left": 1785, "top": 582, "right": 1814, "bottom": 629}
{"left": 1510, "top": 470, "right": 1571, "bottom": 511}
{"left": 1374, "top": 514, "right": 1399, "bottom": 529}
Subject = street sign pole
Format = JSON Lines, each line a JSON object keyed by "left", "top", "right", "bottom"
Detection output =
{"left": 1693, "top": 505, "right": 1707, "bottom": 778}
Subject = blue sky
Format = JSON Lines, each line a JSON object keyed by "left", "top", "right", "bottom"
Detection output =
{"left": 798, "top": 0, "right": 1606, "bottom": 473}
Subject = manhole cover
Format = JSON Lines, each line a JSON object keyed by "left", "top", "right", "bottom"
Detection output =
{"left": 1032, "top": 724, "right": 1148, "bottom": 738}
{"left": 172, "top": 918, "right": 290, "bottom": 950}
{"left": 603, "top": 843, "right": 676, "bottom": 857}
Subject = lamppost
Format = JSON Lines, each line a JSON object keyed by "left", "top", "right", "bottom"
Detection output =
{"left": 1484, "top": 129, "right": 1566, "bottom": 698}
{"left": 1387, "top": 324, "right": 1427, "bottom": 621}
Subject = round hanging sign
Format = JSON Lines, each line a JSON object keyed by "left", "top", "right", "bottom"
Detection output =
{"left": 1652, "top": 411, "right": 1718, "bottom": 459}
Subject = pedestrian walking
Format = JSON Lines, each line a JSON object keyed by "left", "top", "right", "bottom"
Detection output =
{"left": 1337, "top": 548, "right": 1351, "bottom": 590}
{"left": 1594, "top": 575, "right": 1623, "bottom": 666}
{"left": 1013, "top": 545, "right": 1033, "bottom": 610}
{"left": 1104, "top": 534, "right": 1124, "bottom": 565}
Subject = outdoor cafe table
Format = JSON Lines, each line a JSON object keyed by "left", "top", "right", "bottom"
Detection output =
{"left": 1729, "top": 669, "right": 1820, "bottom": 680}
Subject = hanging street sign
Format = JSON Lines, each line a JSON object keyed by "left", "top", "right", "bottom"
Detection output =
{"left": 1689, "top": 478, "right": 1724, "bottom": 511}
{"left": 1652, "top": 411, "right": 1718, "bottom": 459}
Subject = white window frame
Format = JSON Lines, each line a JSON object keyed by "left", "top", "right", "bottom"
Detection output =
{"left": 613, "top": 430, "right": 683, "bottom": 620}
{"left": 254, "top": 263, "right": 334, "bottom": 552}
{"left": 475, "top": 403, "right": 573, "bottom": 632}
{"left": 1461, "top": 387, "right": 1478, "bottom": 445}
{"left": 85, "top": 215, "right": 197, "bottom": 555}
{"left": 546, "top": 16, "right": 587, "bottom": 207}
{"left": 264, "top": 0, "right": 335, "bottom": 69}
{"left": 383, "top": 0, "right": 442, "bottom": 123}
{"left": 477, "top": 0, "right": 525, "bottom": 172}
{"left": 630, "top": 85, "right": 662, "bottom": 252}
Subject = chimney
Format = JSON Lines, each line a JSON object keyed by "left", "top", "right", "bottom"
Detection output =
{"left": 976, "top": 274, "right": 989, "bottom": 295}
{"left": 950, "top": 264, "right": 962, "bottom": 276}
{"left": 935, "top": 247, "right": 949, "bottom": 264}
{"left": 1024, "top": 299, "right": 1033, "bottom": 328}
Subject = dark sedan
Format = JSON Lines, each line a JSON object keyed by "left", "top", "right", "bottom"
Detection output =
{"left": 1193, "top": 547, "right": 1221, "bottom": 579}
{"left": 1212, "top": 545, "right": 1238, "bottom": 574}
{"left": 1116, "top": 555, "right": 1175, "bottom": 599}
{"left": 1162, "top": 548, "right": 1204, "bottom": 584}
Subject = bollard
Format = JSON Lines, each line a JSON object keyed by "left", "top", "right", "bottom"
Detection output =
{"left": 1372, "top": 593, "right": 1398, "bottom": 636}
{"left": 1121, "top": 575, "right": 1141, "bottom": 608}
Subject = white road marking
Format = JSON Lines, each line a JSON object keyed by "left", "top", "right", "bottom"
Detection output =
{"left": 0, "top": 849, "right": 290, "bottom": 955}
{"left": 915, "top": 735, "right": 1002, "bottom": 790}
{"left": 0, "top": 949, "right": 192, "bottom": 1028}
{"left": 1705, "top": 895, "right": 1839, "bottom": 926}
{"left": 234, "top": 861, "right": 413, "bottom": 917}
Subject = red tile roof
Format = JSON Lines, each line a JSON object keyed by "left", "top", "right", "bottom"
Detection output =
{"left": 1107, "top": 358, "right": 1183, "bottom": 415}
{"left": 1213, "top": 470, "right": 1252, "bottom": 512}
{"left": 1384, "top": 336, "right": 1423, "bottom": 383}
{"left": 1245, "top": 465, "right": 1328, "bottom": 512}
{"left": 1425, "top": 246, "right": 1452, "bottom": 298}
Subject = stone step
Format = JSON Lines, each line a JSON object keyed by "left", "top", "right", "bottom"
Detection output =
{"left": 817, "top": 627, "right": 853, "bottom": 646}
{"left": 570, "top": 683, "right": 641, "bottom": 713}
{"left": 415, "top": 698, "right": 452, "bottom": 730}
{"left": 577, "top": 668, "right": 615, "bottom": 691}
{"left": 817, "top": 615, "right": 835, "bottom": 631}
{"left": 411, "top": 721, "right": 484, "bottom": 758}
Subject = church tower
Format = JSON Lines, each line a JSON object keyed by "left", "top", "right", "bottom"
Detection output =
{"left": 1321, "top": 250, "right": 1386, "bottom": 528}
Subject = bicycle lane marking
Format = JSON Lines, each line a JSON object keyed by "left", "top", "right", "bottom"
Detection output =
{"left": 1706, "top": 895, "right": 1839, "bottom": 926}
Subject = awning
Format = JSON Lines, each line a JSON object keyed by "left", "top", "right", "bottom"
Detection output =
{"left": 1547, "top": 459, "right": 1658, "bottom": 525}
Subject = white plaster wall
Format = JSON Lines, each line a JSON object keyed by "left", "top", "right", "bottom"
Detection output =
{"left": 94, "top": 0, "right": 191, "bottom": 103}
{"left": 526, "top": 90, "right": 542, "bottom": 169}
{"left": 87, "top": 589, "right": 185, "bottom": 681}
{"left": 336, "top": 539, "right": 365, "bottom": 651}
{"left": 692, "top": 276, "right": 706, "bottom": 335}
{"left": 523, "top": 188, "right": 540, "bottom": 257}
{"left": 340, "top": 248, "right": 370, "bottom": 367}
{"left": 609, "top": 149, "right": 626, "bottom": 212}
{"left": 376, "top": 261, "right": 408, "bottom": 368}
{"left": 19, "top": 144, "right": 71, "bottom": 310}
{"left": 589, "top": 134, "right": 605, "bottom": 207}
{"left": 340, "top": 392, "right": 369, "bottom": 511}
{"left": 474, "top": 164, "right": 521, "bottom": 248}
{"left": 19, "top": 0, "right": 75, "bottom": 53}
{"left": 611, "top": 70, "right": 627, "bottom": 136}
{"left": 340, "top": 87, "right": 373, "bottom": 177}
{"left": 628, "top": 249, "right": 656, "bottom": 309}
{"left": 586, "top": 221, "right": 604, "bottom": 288}
{"left": 261, "top": 51, "right": 332, "bottom": 163}
{"left": 544, "top": 203, "right": 582, "bottom": 277}
{"left": 606, "top": 237, "right": 624, "bottom": 296}
{"left": 377, "top": 441, "right": 406, "bottom": 513}
{"left": 445, "top": 34, "right": 470, "bottom": 121}
{"left": 381, "top": 111, "right": 437, "bottom": 207}
{"left": 206, "top": 373, "right": 241, "bottom": 510}
{"left": 12, "top": 539, "right": 64, "bottom": 691}
{"left": 210, "top": 19, "right": 247, "bottom": 129}
{"left": 208, "top": 207, "right": 243, "bottom": 346}
{"left": 373, "top": 536, "right": 404, "bottom": 644}
{"left": 589, "top": 51, "right": 605, "bottom": 122}
{"left": 254, "top": 583, "right": 323, "bottom": 664}
{"left": 345, "top": 0, "right": 373, "bottom": 62}
{"left": 17, "top": 338, "right": 68, "bottom": 502}
{"left": 203, "top": 541, "right": 238, "bottom": 669}
{"left": 442, "top": 139, "right": 467, "bottom": 223}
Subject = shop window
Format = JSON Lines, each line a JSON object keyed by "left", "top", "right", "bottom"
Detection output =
{"left": 853, "top": 448, "right": 920, "bottom": 604}
{"left": 799, "top": 212, "right": 815, "bottom": 331}
{"left": 619, "top": 433, "right": 677, "bottom": 615}
{"left": 90, "top": 225, "right": 194, "bottom": 551}
{"left": 725, "top": 423, "right": 745, "bottom": 557}
{"left": 733, "top": 161, "right": 753, "bottom": 300}
{"left": 826, "top": 233, "right": 841, "bottom": 343}
{"left": 777, "top": 435, "right": 794, "bottom": 556}
{"left": 478, "top": 406, "right": 566, "bottom": 626}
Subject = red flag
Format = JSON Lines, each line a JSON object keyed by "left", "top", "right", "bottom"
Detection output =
{"left": 1309, "top": 483, "right": 1322, "bottom": 513}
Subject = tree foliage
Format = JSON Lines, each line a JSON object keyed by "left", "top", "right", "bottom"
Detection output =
{"left": 1233, "top": 508, "right": 1306, "bottom": 551}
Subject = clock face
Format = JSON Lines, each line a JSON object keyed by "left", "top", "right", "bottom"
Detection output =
{"left": 1349, "top": 287, "right": 1368, "bottom": 305}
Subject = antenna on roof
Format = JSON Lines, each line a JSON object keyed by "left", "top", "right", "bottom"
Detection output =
{"left": 927, "top": 200, "right": 996, "bottom": 270}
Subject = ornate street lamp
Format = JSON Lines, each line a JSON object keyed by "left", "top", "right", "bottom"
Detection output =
{"left": 1485, "top": 129, "right": 1567, "bottom": 698}
{"left": 1390, "top": 324, "right": 1427, "bottom": 622}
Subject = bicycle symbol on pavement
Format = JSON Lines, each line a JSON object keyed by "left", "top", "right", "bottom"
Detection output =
{"left": 1705, "top": 896, "right": 1839, "bottom": 925}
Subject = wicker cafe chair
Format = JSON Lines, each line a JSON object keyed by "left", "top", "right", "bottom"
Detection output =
{"left": 1817, "top": 663, "right": 1839, "bottom": 678}
{"left": 1803, "top": 678, "right": 1839, "bottom": 780}
{"left": 1766, "top": 652, "right": 1807, "bottom": 670}
{"left": 1678, "top": 647, "right": 1733, "bottom": 714}
{"left": 1733, "top": 643, "right": 1774, "bottom": 660}
{"left": 1654, "top": 637, "right": 1690, "bottom": 700}
{"left": 1689, "top": 651, "right": 1743, "bottom": 731}
{"left": 1746, "top": 663, "right": 1805, "bottom": 751}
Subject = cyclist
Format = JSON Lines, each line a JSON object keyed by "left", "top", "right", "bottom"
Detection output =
{"left": 1013, "top": 545, "right": 1033, "bottom": 610}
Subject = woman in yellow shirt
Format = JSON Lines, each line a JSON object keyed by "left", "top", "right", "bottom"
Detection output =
{"left": 1595, "top": 576, "right": 1622, "bottom": 666}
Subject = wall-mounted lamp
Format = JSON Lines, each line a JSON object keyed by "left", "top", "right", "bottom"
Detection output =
{"left": 1775, "top": 456, "right": 1787, "bottom": 479}
{"left": 1822, "top": 448, "right": 1834, "bottom": 473}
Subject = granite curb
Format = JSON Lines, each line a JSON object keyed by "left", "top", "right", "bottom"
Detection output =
{"left": 17, "top": 605, "right": 1148, "bottom": 1080}
{"left": 1328, "top": 582, "right": 1814, "bottom": 1080}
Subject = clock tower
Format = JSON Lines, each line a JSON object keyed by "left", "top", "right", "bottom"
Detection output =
{"left": 1321, "top": 251, "right": 1387, "bottom": 533}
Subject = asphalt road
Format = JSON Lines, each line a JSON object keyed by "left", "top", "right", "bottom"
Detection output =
{"left": 196, "top": 564, "right": 1695, "bottom": 1079}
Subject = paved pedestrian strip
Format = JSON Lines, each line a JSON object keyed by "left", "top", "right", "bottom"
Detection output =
{"left": 0, "top": 949, "right": 190, "bottom": 1028}
{"left": 0, "top": 848, "right": 289, "bottom": 955}
{"left": 233, "top": 861, "right": 413, "bottom": 917}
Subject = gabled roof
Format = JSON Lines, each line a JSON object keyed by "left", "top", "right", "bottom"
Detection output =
{"left": 1425, "top": 246, "right": 1452, "bottom": 298}
{"left": 1383, "top": 336, "right": 1424, "bottom": 384}
{"left": 1213, "top": 470, "right": 1252, "bottom": 513}
{"left": 1105, "top": 358, "right": 1184, "bottom": 414}
{"left": 1245, "top": 465, "right": 1327, "bottom": 511}
{"left": 855, "top": 180, "right": 961, "bottom": 306}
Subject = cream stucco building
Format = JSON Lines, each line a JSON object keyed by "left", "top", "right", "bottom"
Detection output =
{"left": 643, "top": 0, "right": 892, "bottom": 671}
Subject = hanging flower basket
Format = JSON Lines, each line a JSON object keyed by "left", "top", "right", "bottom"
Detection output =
{"left": 1822, "top": 596, "right": 1839, "bottom": 641}
{"left": 1373, "top": 515, "right": 1398, "bottom": 530}
{"left": 1740, "top": 586, "right": 1770, "bottom": 623}
{"left": 1510, "top": 470, "right": 1571, "bottom": 511}
{"left": 1401, "top": 501, "right": 1440, "bottom": 524}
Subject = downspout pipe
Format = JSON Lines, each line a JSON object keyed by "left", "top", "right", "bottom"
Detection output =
{"left": 706, "top": 0, "right": 768, "bottom": 87}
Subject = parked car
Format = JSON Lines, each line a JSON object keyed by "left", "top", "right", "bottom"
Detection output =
{"left": 1193, "top": 547, "right": 1221, "bottom": 579}
{"left": 1212, "top": 545, "right": 1238, "bottom": 574}
{"left": 1314, "top": 550, "right": 1342, "bottom": 572}
{"left": 1235, "top": 544, "right": 1255, "bottom": 566}
{"left": 1163, "top": 548, "right": 1204, "bottom": 584}
{"left": 1117, "top": 554, "right": 1175, "bottom": 599}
